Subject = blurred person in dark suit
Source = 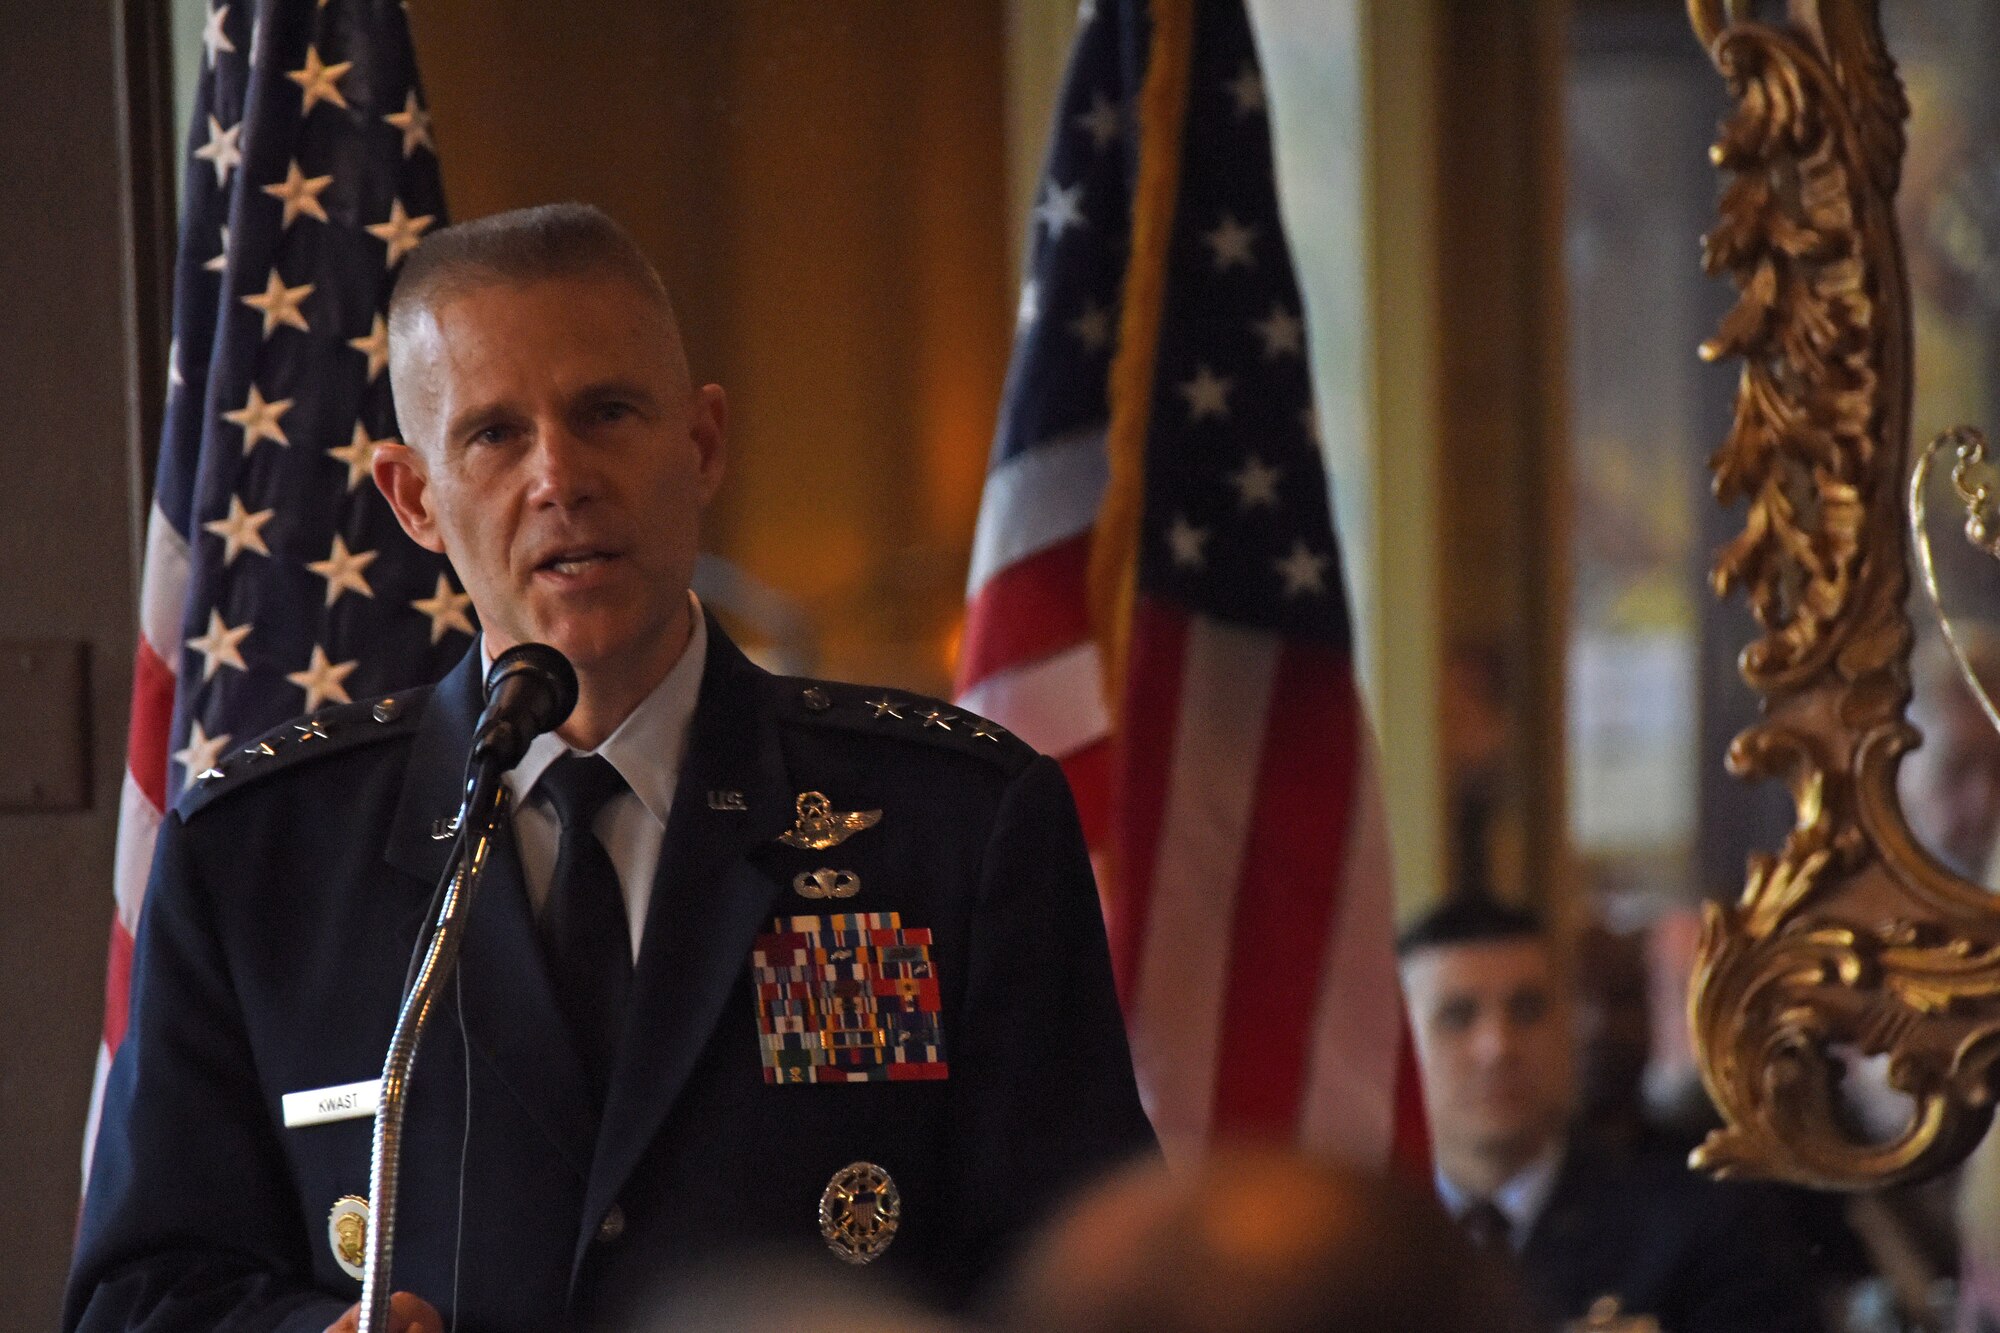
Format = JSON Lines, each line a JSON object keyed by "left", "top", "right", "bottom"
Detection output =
{"left": 1401, "top": 896, "right": 1824, "bottom": 1333}
{"left": 1571, "top": 920, "right": 1662, "bottom": 1159}
{"left": 1001, "top": 1147, "right": 1530, "bottom": 1333}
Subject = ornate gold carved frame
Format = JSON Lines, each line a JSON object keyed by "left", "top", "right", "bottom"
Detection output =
{"left": 1686, "top": 0, "right": 2000, "bottom": 1188}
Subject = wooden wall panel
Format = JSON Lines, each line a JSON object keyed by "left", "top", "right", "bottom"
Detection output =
{"left": 409, "top": 3, "right": 1012, "bottom": 693}
{"left": 0, "top": 2, "right": 155, "bottom": 1324}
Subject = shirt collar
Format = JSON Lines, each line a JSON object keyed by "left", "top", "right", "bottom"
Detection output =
{"left": 1434, "top": 1137, "right": 1566, "bottom": 1242}
{"left": 482, "top": 592, "right": 708, "bottom": 827}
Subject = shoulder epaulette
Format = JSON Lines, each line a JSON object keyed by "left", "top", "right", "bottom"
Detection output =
{"left": 176, "top": 686, "right": 428, "bottom": 818}
{"left": 773, "top": 677, "right": 1037, "bottom": 776}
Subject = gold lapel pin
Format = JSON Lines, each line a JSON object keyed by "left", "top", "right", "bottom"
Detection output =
{"left": 328, "top": 1195, "right": 370, "bottom": 1281}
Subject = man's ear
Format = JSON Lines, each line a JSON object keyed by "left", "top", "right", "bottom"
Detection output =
{"left": 372, "top": 442, "right": 446, "bottom": 554}
{"left": 691, "top": 383, "right": 728, "bottom": 505}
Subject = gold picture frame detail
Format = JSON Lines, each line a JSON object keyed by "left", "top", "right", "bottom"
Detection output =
{"left": 1686, "top": 0, "right": 2000, "bottom": 1189}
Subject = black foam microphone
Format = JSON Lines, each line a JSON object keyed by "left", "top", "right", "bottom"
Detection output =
{"left": 473, "top": 643, "right": 579, "bottom": 769}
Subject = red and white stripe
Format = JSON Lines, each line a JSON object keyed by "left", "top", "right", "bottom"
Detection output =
{"left": 959, "top": 431, "right": 1114, "bottom": 846}
{"left": 1103, "top": 601, "right": 1421, "bottom": 1171}
{"left": 960, "top": 441, "right": 1426, "bottom": 1174}
{"left": 85, "top": 502, "right": 190, "bottom": 1187}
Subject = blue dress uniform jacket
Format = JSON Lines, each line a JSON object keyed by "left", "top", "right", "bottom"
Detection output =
{"left": 66, "top": 618, "right": 1157, "bottom": 1332}
{"left": 1520, "top": 1142, "right": 1823, "bottom": 1333}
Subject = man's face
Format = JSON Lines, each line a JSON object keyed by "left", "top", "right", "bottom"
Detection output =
{"left": 1402, "top": 936, "right": 1573, "bottom": 1171}
{"left": 375, "top": 275, "right": 725, "bottom": 686}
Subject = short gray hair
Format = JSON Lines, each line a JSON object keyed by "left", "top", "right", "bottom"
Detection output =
{"left": 387, "top": 202, "right": 675, "bottom": 346}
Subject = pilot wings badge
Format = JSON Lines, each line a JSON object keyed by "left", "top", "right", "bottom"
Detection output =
{"left": 777, "top": 791, "right": 881, "bottom": 851}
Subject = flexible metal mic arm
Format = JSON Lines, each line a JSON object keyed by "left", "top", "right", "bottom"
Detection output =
{"left": 356, "top": 759, "right": 510, "bottom": 1333}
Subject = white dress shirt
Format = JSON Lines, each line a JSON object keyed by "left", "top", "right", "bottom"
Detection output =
{"left": 1434, "top": 1138, "right": 1566, "bottom": 1252}
{"left": 484, "top": 595, "right": 707, "bottom": 962}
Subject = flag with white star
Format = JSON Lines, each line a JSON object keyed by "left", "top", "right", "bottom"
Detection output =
{"left": 958, "top": 0, "right": 1426, "bottom": 1173}
{"left": 90, "top": 0, "right": 468, "bottom": 1179}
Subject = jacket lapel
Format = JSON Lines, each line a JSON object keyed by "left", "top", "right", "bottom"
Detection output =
{"left": 384, "top": 647, "right": 596, "bottom": 1181}
{"left": 1520, "top": 1144, "right": 1586, "bottom": 1264}
{"left": 575, "top": 620, "right": 793, "bottom": 1271}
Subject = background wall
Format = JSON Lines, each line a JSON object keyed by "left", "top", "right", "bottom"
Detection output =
{"left": 0, "top": 2, "right": 157, "bottom": 1325}
{"left": 409, "top": 1, "right": 1016, "bottom": 695}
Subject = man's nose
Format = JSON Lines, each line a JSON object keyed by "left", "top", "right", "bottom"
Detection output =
{"left": 526, "top": 421, "right": 598, "bottom": 506}
{"left": 1468, "top": 1014, "right": 1514, "bottom": 1065}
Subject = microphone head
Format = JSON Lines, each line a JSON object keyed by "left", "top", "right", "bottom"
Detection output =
{"left": 483, "top": 642, "right": 579, "bottom": 738}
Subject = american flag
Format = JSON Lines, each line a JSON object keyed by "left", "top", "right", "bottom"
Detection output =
{"left": 88, "top": 0, "right": 469, "bottom": 1178}
{"left": 958, "top": 0, "right": 1427, "bottom": 1171}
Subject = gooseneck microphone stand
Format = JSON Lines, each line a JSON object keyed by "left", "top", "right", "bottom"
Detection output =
{"left": 357, "top": 643, "right": 576, "bottom": 1333}
{"left": 356, "top": 757, "right": 507, "bottom": 1333}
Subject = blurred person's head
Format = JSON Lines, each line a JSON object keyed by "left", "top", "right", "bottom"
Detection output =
{"left": 1399, "top": 897, "right": 1574, "bottom": 1197}
{"left": 1903, "top": 625, "right": 2000, "bottom": 881}
{"left": 1004, "top": 1148, "right": 1522, "bottom": 1333}
{"left": 638, "top": 1253, "right": 962, "bottom": 1333}
{"left": 1571, "top": 919, "right": 1653, "bottom": 1147}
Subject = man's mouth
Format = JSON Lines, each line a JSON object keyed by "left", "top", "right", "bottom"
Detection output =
{"left": 536, "top": 548, "right": 620, "bottom": 576}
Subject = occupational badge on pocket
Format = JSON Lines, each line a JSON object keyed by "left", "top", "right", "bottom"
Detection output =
{"left": 750, "top": 912, "right": 947, "bottom": 1084}
{"left": 820, "top": 1161, "right": 900, "bottom": 1264}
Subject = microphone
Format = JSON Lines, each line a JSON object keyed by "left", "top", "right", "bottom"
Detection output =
{"left": 472, "top": 643, "right": 579, "bottom": 769}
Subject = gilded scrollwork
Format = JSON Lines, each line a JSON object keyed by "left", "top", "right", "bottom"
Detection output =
{"left": 1688, "top": 0, "right": 2000, "bottom": 1189}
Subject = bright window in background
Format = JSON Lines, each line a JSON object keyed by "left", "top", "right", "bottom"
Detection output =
{"left": 1564, "top": 4, "right": 2000, "bottom": 923}
{"left": 1563, "top": 12, "right": 1732, "bottom": 921}
{"left": 1562, "top": 3, "right": 2000, "bottom": 1116}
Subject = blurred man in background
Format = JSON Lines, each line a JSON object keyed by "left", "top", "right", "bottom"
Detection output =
{"left": 1400, "top": 896, "right": 1823, "bottom": 1332}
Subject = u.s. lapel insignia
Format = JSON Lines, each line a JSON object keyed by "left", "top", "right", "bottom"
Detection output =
{"left": 708, "top": 789, "right": 748, "bottom": 811}
{"left": 328, "top": 1195, "right": 370, "bottom": 1280}
{"left": 1568, "top": 1297, "right": 1660, "bottom": 1333}
{"left": 777, "top": 791, "right": 881, "bottom": 851}
{"left": 819, "top": 1161, "right": 900, "bottom": 1264}
{"left": 794, "top": 867, "right": 860, "bottom": 899}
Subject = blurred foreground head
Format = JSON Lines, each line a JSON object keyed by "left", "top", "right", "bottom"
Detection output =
{"left": 639, "top": 1257, "right": 962, "bottom": 1333}
{"left": 1003, "top": 1148, "right": 1525, "bottom": 1333}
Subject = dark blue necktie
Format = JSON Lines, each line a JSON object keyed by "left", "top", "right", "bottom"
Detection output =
{"left": 536, "top": 753, "right": 633, "bottom": 1105}
{"left": 1459, "top": 1199, "right": 1513, "bottom": 1262}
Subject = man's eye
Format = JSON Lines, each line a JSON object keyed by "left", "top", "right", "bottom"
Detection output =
{"left": 592, "top": 401, "right": 633, "bottom": 424}
{"left": 470, "top": 423, "right": 510, "bottom": 446}
{"left": 1436, "top": 999, "right": 1477, "bottom": 1033}
{"left": 1508, "top": 991, "right": 1549, "bottom": 1026}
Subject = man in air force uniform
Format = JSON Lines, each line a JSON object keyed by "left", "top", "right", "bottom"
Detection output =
{"left": 66, "top": 204, "right": 1156, "bottom": 1333}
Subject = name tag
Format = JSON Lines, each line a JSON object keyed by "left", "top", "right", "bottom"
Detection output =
{"left": 281, "top": 1078, "right": 381, "bottom": 1128}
